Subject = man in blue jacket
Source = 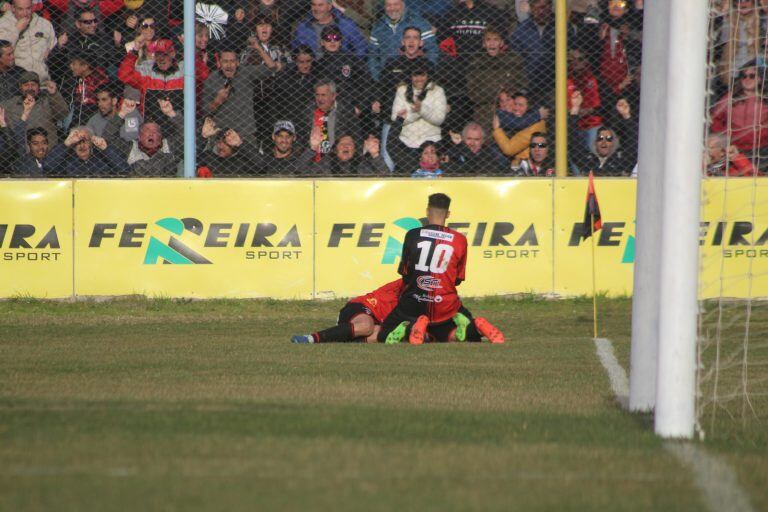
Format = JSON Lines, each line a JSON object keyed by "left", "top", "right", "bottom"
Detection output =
{"left": 368, "top": 0, "right": 437, "bottom": 81}
{"left": 45, "top": 126, "right": 126, "bottom": 177}
{"left": 292, "top": 0, "right": 367, "bottom": 59}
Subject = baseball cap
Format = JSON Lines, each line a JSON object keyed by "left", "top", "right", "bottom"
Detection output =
{"left": 149, "top": 39, "right": 176, "bottom": 56}
{"left": 18, "top": 71, "right": 40, "bottom": 85}
{"left": 273, "top": 120, "right": 296, "bottom": 135}
{"left": 123, "top": 86, "right": 141, "bottom": 102}
{"left": 321, "top": 25, "right": 342, "bottom": 41}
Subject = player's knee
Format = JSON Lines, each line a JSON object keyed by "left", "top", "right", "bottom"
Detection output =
{"left": 353, "top": 315, "right": 375, "bottom": 337}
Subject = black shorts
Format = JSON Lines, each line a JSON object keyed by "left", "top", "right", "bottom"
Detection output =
{"left": 337, "top": 302, "right": 374, "bottom": 325}
{"left": 377, "top": 304, "right": 475, "bottom": 342}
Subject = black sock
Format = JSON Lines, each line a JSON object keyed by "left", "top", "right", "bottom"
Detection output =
{"left": 466, "top": 323, "right": 482, "bottom": 342}
{"left": 314, "top": 323, "right": 356, "bottom": 343}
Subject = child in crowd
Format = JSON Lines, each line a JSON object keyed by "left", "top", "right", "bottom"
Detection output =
{"left": 241, "top": 14, "right": 291, "bottom": 149}
{"left": 241, "top": 14, "right": 291, "bottom": 71}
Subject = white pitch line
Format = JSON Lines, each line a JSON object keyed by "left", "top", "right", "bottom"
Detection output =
{"left": 594, "top": 338, "right": 629, "bottom": 409}
{"left": 592, "top": 338, "right": 754, "bottom": 512}
{"left": 665, "top": 442, "right": 754, "bottom": 512}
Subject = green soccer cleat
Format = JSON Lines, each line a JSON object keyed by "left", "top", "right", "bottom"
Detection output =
{"left": 452, "top": 312, "right": 471, "bottom": 342}
{"left": 385, "top": 321, "right": 409, "bottom": 345}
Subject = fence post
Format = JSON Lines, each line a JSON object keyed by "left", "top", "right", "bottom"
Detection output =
{"left": 554, "top": 0, "right": 568, "bottom": 178}
{"left": 183, "top": 0, "right": 197, "bottom": 178}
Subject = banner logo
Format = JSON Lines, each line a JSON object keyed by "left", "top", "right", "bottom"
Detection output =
{"left": 88, "top": 218, "right": 302, "bottom": 264}
{"left": 1, "top": 224, "right": 62, "bottom": 262}
{"left": 327, "top": 217, "right": 541, "bottom": 263}
{"left": 144, "top": 217, "right": 212, "bottom": 265}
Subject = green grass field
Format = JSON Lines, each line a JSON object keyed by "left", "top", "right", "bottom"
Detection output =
{"left": 1, "top": 297, "right": 766, "bottom": 511}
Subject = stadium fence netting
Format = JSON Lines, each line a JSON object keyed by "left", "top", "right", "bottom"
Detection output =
{"left": 0, "top": 0, "right": 643, "bottom": 178}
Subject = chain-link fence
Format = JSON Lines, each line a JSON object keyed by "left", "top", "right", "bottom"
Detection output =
{"left": 0, "top": 0, "right": 644, "bottom": 178}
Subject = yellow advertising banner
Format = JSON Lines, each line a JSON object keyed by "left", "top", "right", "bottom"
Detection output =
{"left": 74, "top": 180, "right": 313, "bottom": 298}
{"left": 699, "top": 179, "right": 768, "bottom": 300}
{"left": 553, "top": 179, "right": 636, "bottom": 297}
{"left": 314, "top": 179, "right": 553, "bottom": 299}
{"left": 0, "top": 181, "right": 73, "bottom": 298}
{"left": 3, "top": 178, "right": 767, "bottom": 300}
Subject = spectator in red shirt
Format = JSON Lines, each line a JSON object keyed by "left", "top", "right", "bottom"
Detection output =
{"left": 117, "top": 37, "right": 208, "bottom": 125}
{"left": 567, "top": 48, "right": 602, "bottom": 155}
{"left": 711, "top": 62, "right": 768, "bottom": 156}
{"left": 705, "top": 132, "right": 758, "bottom": 177}
{"left": 597, "top": 0, "right": 632, "bottom": 96}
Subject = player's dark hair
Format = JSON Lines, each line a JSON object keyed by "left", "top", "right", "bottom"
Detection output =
{"left": 428, "top": 193, "right": 451, "bottom": 210}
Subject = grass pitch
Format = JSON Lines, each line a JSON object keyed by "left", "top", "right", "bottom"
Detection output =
{"left": 1, "top": 296, "right": 766, "bottom": 511}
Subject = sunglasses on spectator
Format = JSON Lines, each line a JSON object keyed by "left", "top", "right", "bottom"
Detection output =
{"left": 597, "top": 135, "right": 615, "bottom": 142}
{"left": 741, "top": 72, "right": 757, "bottom": 79}
{"left": 79, "top": 18, "right": 98, "bottom": 24}
{"left": 322, "top": 34, "right": 342, "bottom": 42}
{"left": 141, "top": 22, "right": 155, "bottom": 29}
{"left": 529, "top": 142, "right": 548, "bottom": 148}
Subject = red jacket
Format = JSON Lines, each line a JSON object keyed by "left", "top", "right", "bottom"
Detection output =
{"left": 707, "top": 153, "right": 758, "bottom": 177}
{"left": 567, "top": 74, "right": 603, "bottom": 130}
{"left": 711, "top": 93, "right": 768, "bottom": 151}
{"left": 47, "top": 0, "right": 125, "bottom": 17}
{"left": 73, "top": 67, "right": 109, "bottom": 108}
{"left": 117, "top": 51, "right": 209, "bottom": 118}
{"left": 599, "top": 31, "right": 629, "bottom": 95}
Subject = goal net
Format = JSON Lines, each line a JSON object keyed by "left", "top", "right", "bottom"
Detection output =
{"left": 697, "top": 0, "right": 768, "bottom": 439}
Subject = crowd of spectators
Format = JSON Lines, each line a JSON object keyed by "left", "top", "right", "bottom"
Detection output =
{"left": 0, "top": 0, "right": 758, "bottom": 178}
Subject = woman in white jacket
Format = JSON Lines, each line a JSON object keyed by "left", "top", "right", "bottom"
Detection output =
{"left": 390, "top": 64, "right": 447, "bottom": 173}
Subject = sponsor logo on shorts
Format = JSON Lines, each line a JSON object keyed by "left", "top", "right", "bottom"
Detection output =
{"left": 416, "top": 275, "right": 442, "bottom": 292}
{"left": 412, "top": 293, "right": 442, "bottom": 303}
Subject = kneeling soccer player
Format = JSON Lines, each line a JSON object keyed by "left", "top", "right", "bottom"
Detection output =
{"left": 376, "top": 192, "right": 504, "bottom": 345}
{"left": 291, "top": 279, "right": 404, "bottom": 343}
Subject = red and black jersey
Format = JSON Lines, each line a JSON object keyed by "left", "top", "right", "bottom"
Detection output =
{"left": 348, "top": 279, "right": 404, "bottom": 323}
{"left": 397, "top": 224, "right": 468, "bottom": 323}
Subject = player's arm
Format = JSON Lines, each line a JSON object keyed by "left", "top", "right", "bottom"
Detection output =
{"left": 455, "top": 236, "right": 468, "bottom": 286}
{"left": 397, "top": 231, "right": 414, "bottom": 278}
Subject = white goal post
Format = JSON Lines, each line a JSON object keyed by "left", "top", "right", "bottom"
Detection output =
{"left": 630, "top": 0, "right": 710, "bottom": 439}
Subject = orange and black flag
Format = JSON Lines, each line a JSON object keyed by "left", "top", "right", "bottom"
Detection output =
{"left": 582, "top": 171, "right": 602, "bottom": 240}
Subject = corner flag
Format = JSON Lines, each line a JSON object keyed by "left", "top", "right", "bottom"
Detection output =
{"left": 582, "top": 171, "right": 602, "bottom": 239}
